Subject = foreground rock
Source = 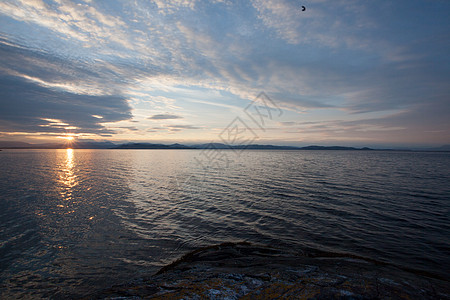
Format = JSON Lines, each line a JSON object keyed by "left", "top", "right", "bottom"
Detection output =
{"left": 95, "top": 242, "right": 449, "bottom": 299}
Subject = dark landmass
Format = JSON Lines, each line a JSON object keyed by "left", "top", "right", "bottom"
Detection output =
{"left": 113, "top": 142, "right": 194, "bottom": 149}
{"left": 228, "top": 144, "right": 304, "bottom": 150}
{"left": 297, "top": 145, "right": 372, "bottom": 151}
{"left": 193, "top": 143, "right": 301, "bottom": 150}
{"left": 0, "top": 141, "right": 32, "bottom": 148}
{"left": 194, "top": 142, "right": 233, "bottom": 149}
{"left": 426, "top": 144, "right": 450, "bottom": 151}
{"left": 93, "top": 242, "right": 449, "bottom": 299}
{"left": 0, "top": 141, "right": 115, "bottom": 149}
{"left": 1, "top": 140, "right": 449, "bottom": 151}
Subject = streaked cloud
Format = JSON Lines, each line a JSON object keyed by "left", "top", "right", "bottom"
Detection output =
{"left": 167, "top": 125, "right": 200, "bottom": 130}
{"left": 0, "top": 74, "right": 131, "bottom": 135}
{"left": 0, "top": 0, "right": 131, "bottom": 49}
{"left": 148, "top": 114, "right": 183, "bottom": 120}
{"left": 0, "top": 0, "right": 449, "bottom": 146}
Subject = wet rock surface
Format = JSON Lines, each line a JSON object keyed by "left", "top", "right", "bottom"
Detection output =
{"left": 94, "top": 242, "right": 449, "bottom": 299}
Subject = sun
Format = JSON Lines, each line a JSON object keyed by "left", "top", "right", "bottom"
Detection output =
{"left": 58, "top": 135, "right": 76, "bottom": 148}
{"left": 59, "top": 135, "right": 74, "bottom": 141}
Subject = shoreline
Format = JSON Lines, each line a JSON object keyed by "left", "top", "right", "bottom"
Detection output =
{"left": 94, "top": 242, "right": 450, "bottom": 299}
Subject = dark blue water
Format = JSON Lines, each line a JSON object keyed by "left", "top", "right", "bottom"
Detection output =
{"left": 0, "top": 149, "right": 449, "bottom": 297}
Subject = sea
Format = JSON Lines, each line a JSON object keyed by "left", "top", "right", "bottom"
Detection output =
{"left": 0, "top": 149, "right": 449, "bottom": 298}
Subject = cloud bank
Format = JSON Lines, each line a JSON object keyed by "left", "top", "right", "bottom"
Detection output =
{"left": 0, "top": 0, "right": 449, "bottom": 145}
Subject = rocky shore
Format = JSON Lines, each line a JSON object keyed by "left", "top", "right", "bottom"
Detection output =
{"left": 95, "top": 242, "right": 449, "bottom": 299}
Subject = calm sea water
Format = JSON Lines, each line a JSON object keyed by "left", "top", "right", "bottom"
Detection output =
{"left": 0, "top": 149, "right": 449, "bottom": 297}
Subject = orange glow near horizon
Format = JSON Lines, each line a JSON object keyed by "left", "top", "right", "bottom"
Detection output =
{"left": 61, "top": 136, "right": 74, "bottom": 141}
{"left": 58, "top": 148, "right": 77, "bottom": 202}
{"left": 57, "top": 135, "right": 75, "bottom": 148}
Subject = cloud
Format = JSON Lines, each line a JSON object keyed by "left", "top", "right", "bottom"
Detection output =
{"left": 0, "top": 1, "right": 449, "bottom": 145}
{"left": 118, "top": 126, "right": 139, "bottom": 131}
{"left": 167, "top": 125, "right": 200, "bottom": 129}
{"left": 0, "top": 0, "right": 132, "bottom": 49}
{"left": 0, "top": 75, "right": 131, "bottom": 135}
{"left": 286, "top": 98, "right": 450, "bottom": 146}
{"left": 148, "top": 124, "right": 201, "bottom": 133}
{"left": 148, "top": 114, "right": 183, "bottom": 120}
{"left": 0, "top": 39, "right": 133, "bottom": 136}
{"left": 279, "top": 121, "right": 296, "bottom": 126}
{"left": 151, "top": 0, "right": 197, "bottom": 14}
{"left": 251, "top": 0, "right": 306, "bottom": 45}
{"left": 0, "top": 37, "right": 132, "bottom": 96}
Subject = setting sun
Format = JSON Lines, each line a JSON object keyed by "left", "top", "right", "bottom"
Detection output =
{"left": 58, "top": 135, "right": 75, "bottom": 148}
{"left": 59, "top": 136, "right": 74, "bottom": 141}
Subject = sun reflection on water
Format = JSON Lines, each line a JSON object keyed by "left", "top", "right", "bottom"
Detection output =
{"left": 59, "top": 148, "right": 78, "bottom": 201}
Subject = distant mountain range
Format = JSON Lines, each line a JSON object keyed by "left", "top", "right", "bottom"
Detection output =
{"left": 114, "top": 143, "right": 193, "bottom": 149}
{"left": 426, "top": 144, "right": 450, "bottom": 151}
{"left": 0, "top": 141, "right": 116, "bottom": 149}
{"left": 1, "top": 141, "right": 450, "bottom": 151}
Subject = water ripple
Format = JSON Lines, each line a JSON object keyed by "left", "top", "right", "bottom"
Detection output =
{"left": 0, "top": 149, "right": 449, "bottom": 298}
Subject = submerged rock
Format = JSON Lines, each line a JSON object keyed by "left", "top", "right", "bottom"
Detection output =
{"left": 95, "top": 242, "right": 449, "bottom": 299}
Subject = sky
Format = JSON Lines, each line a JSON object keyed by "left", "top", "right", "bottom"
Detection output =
{"left": 0, "top": 0, "right": 449, "bottom": 147}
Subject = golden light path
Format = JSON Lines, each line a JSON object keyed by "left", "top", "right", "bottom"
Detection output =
{"left": 58, "top": 149, "right": 95, "bottom": 222}
{"left": 59, "top": 148, "right": 78, "bottom": 203}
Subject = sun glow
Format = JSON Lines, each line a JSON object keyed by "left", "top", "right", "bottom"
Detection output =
{"left": 58, "top": 135, "right": 75, "bottom": 142}
{"left": 57, "top": 135, "right": 75, "bottom": 148}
